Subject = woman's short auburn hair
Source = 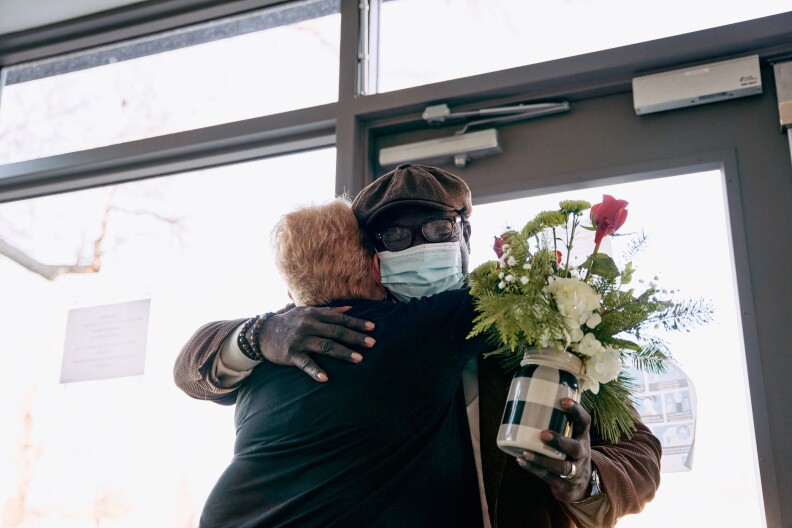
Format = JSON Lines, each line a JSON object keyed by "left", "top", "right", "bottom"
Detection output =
{"left": 271, "top": 198, "right": 377, "bottom": 306}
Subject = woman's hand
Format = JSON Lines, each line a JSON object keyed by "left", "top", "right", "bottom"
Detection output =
{"left": 257, "top": 306, "right": 376, "bottom": 381}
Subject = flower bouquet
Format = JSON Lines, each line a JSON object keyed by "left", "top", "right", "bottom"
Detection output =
{"left": 467, "top": 195, "right": 713, "bottom": 450}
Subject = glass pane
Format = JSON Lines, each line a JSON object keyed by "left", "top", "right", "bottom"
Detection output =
{"left": 469, "top": 171, "right": 765, "bottom": 527}
{"left": 0, "top": 0, "right": 340, "bottom": 164}
{"left": 378, "top": 0, "right": 790, "bottom": 93}
{"left": 0, "top": 148, "right": 335, "bottom": 525}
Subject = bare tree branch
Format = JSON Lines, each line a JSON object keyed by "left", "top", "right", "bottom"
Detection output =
{"left": 1, "top": 182, "right": 185, "bottom": 280}
{"left": 110, "top": 206, "right": 179, "bottom": 225}
{"left": 0, "top": 237, "right": 100, "bottom": 280}
{"left": 91, "top": 187, "right": 117, "bottom": 268}
{"left": 0, "top": 187, "right": 118, "bottom": 280}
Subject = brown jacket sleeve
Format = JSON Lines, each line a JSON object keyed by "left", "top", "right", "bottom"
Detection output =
{"left": 173, "top": 318, "right": 248, "bottom": 406}
{"left": 584, "top": 411, "right": 662, "bottom": 526}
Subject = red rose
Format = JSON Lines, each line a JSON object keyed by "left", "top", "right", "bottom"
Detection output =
{"left": 493, "top": 235, "right": 506, "bottom": 258}
{"left": 556, "top": 250, "right": 563, "bottom": 264}
{"left": 590, "top": 195, "right": 629, "bottom": 244}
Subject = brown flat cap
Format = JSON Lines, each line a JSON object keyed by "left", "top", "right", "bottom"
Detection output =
{"left": 352, "top": 163, "right": 473, "bottom": 228}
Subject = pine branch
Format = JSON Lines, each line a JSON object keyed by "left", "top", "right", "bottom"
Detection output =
{"left": 642, "top": 297, "right": 715, "bottom": 332}
{"left": 582, "top": 375, "right": 638, "bottom": 443}
{"left": 620, "top": 230, "right": 648, "bottom": 265}
{"left": 630, "top": 339, "right": 672, "bottom": 373}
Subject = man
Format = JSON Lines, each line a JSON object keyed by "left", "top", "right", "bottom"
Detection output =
{"left": 200, "top": 199, "right": 491, "bottom": 527}
{"left": 174, "top": 163, "right": 661, "bottom": 527}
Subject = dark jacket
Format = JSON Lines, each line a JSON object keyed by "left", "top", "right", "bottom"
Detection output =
{"left": 174, "top": 316, "right": 661, "bottom": 528}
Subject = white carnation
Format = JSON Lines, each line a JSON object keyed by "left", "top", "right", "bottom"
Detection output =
{"left": 579, "top": 374, "right": 600, "bottom": 395}
{"left": 574, "top": 332, "right": 604, "bottom": 357}
{"left": 565, "top": 317, "right": 584, "bottom": 343}
{"left": 585, "top": 312, "right": 602, "bottom": 329}
{"left": 586, "top": 347, "right": 622, "bottom": 385}
{"left": 537, "top": 328, "right": 551, "bottom": 348}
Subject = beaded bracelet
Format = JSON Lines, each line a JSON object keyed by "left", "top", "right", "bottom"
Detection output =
{"left": 237, "top": 312, "right": 277, "bottom": 362}
{"left": 238, "top": 315, "right": 262, "bottom": 361}
{"left": 251, "top": 312, "right": 276, "bottom": 358}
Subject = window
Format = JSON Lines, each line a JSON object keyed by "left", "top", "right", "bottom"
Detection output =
{"left": 0, "top": 148, "right": 335, "bottom": 525}
{"left": 377, "top": 0, "right": 790, "bottom": 92}
{"left": 469, "top": 170, "right": 765, "bottom": 527}
{"left": 0, "top": 0, "right": 340, "bottom": 164}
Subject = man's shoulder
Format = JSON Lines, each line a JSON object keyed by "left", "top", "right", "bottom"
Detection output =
{"left": 405, "top": 287, "right": 473, "bottom": 306}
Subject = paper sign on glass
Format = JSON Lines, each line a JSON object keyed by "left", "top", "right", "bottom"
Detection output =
{"left": 626, "top": 361, "right": 697, "bottom": 472}
{"left": 60, "top": 299, "right": 151, "bottom": 383}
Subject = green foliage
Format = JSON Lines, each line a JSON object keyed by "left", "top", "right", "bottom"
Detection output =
{"left": 582, "top": 374, "right": 638, "bottom": 443}
{"left": 644, "top": 297, "right": 715, "bottom": 333}
{"left": 596, "top": 287, "right": 672, "bottom": 338}
{"left": 581, "top": 252, "right": 619, "bottom": 280}
{"left": 468, "top": 261, "right": 501, "bottom": 298}
{"left": 619, "top": 261, "right": 634, "bottom": 285}
{"left": 630, "top": 338, "right": 672, "bottom": 373}
{"left": 469, "top": 292, "right": 569, "bottom": 352}
{"left": 621, "top": 231, "right": 648, "bottom": 264}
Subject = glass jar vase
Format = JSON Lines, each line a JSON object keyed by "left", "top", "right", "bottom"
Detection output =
{"left": 497, "top": 349, "right": 582, "bottom": 460}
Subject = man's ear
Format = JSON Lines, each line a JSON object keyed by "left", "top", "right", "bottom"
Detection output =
{"left": 287, "top": 291, "right": 294, "bottom": 302}
{"left": 372, "top": 253, "right": 382, "bottom": 282}
{"left": 462, "top": 220, "right": 472, "bottom": 252}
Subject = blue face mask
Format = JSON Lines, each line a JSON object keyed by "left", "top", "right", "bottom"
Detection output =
{"left": 378, "top": 242, "right": 465, "bottom": 302}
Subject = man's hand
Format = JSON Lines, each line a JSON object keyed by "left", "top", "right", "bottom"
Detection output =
{"left": 257, "top": 306, "right": 376, "bottom": 382}
{"left": 515, "top": 398, "right": 594, "bottom": 503}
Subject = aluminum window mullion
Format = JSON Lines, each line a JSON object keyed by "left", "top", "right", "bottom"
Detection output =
{"left": 355, "top": 0, "right": 380, "bottom": 96}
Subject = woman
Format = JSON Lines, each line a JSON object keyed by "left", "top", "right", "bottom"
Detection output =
{"left": 199, "top": 198, "right": 489, "bottom": 528}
